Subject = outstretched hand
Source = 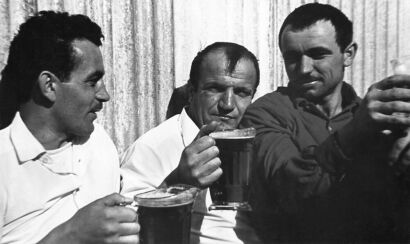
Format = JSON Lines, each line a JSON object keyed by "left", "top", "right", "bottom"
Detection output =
{"left": 354, "top": 75, "right": 410, "bottom": 133}
{"left": 338, "top": 75, "right": 410, "bottom": 157}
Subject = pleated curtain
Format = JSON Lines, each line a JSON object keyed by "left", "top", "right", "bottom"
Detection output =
{"left": 1, "top": 0, "right": 409, "bottom": 153}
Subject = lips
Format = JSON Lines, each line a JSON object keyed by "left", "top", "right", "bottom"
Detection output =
{"left": 291, "top": 78, "right": 321, "bottom": 88}
{"left": 90, "top": 104, "right": 103, "bottom": 113}
{"left": 214, "top": 115, "right": 235, "bottom": 121}
{"left": 301, "top": 80, "right": 319, "bottom": 87}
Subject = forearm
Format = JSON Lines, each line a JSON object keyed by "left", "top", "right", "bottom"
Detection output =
{"left": 257, "top": 131, "right": 352, "bottom": 213}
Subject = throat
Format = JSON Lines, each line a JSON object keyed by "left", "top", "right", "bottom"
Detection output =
{"left": 315, "top": 95, "right": 343, "bottom": 118}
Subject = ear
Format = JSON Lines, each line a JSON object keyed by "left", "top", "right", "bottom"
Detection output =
{"left": 37, "top": 71, "right": 58, "bottom": 102}
{"left": 343, "top": 42, "right": 358, "bottom": 67}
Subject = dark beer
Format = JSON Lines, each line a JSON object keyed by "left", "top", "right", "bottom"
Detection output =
{"left": 209, "top": 128, "right": 255, "bottom": 211}
{"left": 135, "top": 185, "right": 199, "bottom": 244}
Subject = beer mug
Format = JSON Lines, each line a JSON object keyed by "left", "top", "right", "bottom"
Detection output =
{"left": 209, "top": 127, "right": 256, "bottom": 211}
{"left": 135, "top": 184, "right": 199, "bottom": 244}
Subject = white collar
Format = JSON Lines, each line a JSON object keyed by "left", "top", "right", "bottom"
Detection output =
{"left": 179, "top": 108, "right": 199, "bottom": 147}
{"left": 10, "top": 112, "right": 46, "bottom": 164}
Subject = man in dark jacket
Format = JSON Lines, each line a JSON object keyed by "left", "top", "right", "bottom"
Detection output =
{"left": 241, "top": 3, "right": 410, "bottom": 242}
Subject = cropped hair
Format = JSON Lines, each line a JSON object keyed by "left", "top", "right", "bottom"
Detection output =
{"left": 278, "top": 3, "right": 353, "bottom": 51}
{"left": 188, "top": 42, "right": 260, "bottom": 93}
{"left": 1, "top": 11, "right": 104, "bottom": 104}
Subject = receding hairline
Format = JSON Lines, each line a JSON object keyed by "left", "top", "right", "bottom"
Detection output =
{"left": 198, "top": 48, "right": 257, "bottom": 77}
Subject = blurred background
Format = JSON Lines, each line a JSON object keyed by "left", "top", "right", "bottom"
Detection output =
{"left": 1, "top": 0, "right": 409, "bottom": 153}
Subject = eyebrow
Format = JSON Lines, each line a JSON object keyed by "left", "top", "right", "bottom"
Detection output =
{"left": 306, "top": 47, "right": 332, "bottom": 53}
{"left": 87, "top": 70, "right": 105, "bottom": 80}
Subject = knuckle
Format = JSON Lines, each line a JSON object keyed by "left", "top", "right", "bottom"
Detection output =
{"left": 101, "top": 222, "right": 117, "bottom": 236}
{"left": 213, "top": 157, "right": 221, "bottom": 167}
{"left": 204, "top": 136, "right": 215, "bottom": 145}
{"left": 390, "top": 102, "right": 401, "bottom": 111}
{"left": 369, "top": 112, "right": 379, "bottom": 121}
{"left": 212, "top": 145, "right": 220, "bottom": 155}
{"left": 215, "top": 167, "right": 223, "bottom": 176}
{"left": 192, "top": 169, "right": 201, "bottom": 179}
{"left": 183, "top": 146, "right": 193, "bottom": 156}
{"left": 390, "top": 87, "right": 401, "bottom": 95}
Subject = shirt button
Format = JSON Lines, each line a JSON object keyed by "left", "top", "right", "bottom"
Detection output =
{"left": 327, "top": 125, "right": 333, "bottom": 132}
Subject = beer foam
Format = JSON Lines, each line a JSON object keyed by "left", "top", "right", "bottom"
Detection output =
{"left": 134, "top": 184, "right": 199, "bottom": 208}
{"left": 209, "top": 127, "right": 256, "bottom": 139}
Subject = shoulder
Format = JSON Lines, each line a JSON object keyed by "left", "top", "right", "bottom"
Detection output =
{"left": 121, "top": 115, "right": 182, "bottom": 160}
{"left": 248, "top": 88, "right": 294, "bottom": 112}
{"left": 137, "top": 115, "right": 180, "bottom": 146}
{"left": 243, "top": 88, "right": 296, "bottom": 126}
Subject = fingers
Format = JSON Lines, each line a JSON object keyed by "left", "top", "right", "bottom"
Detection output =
{"left": 179, "top": 136, "right": 221, "bottom": 187}
{"left": 197, "top": 167, "right": 223, "bottom": 187}
{"left": 101, "top": 193, "right": 133, "bottom": 207}
{"left": 375, "top": 101, "right": 410, "bottom": 114}
{"left": 371, "top": 75, "right": 410, "bottom": 90}
{"left": 117, "top": 222, "right": 140, "bottom": 235}
{"left": 197, "top": 157, "right": 221, "bottom": 177}
{"left": 370, "top": 112, "right": 410, "bottom": 126}
{"left": 186, "top": 136, "right": 217, "bottom": 155}
{"left": 373, "top": 87, "right": 410, "bottom": 102}
{"left": 195, "top": 121, "right": 224, "bottom": 139}
{"left": 107, "top": 205, "right": 138, "bottom": 222}
{"left": 115, "top": 234, "right": 140, "bottom": 244}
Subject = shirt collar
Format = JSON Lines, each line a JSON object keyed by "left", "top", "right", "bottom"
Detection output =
{"left": 10, "top": 112, "right": 46, "bottom": 164}
{"left": 179, "top": 107, "right": 199, "bottom": 146}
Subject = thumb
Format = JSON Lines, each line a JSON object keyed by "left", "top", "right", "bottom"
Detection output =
{"left": 195, "top": 121, "right": 223, "bottom": 140}
{"left": 102, "top": 193, "right": 133, "bottom": 206}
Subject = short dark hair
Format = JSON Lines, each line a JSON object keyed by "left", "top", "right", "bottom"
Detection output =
{"left": 278, "top": 3, "right": 353, "bottom": 51}
{"left": 188, "top": 42, "right": 260, "bottom": 93}
{"left": 1, "top": 11, "right": 104, "bottom": 105}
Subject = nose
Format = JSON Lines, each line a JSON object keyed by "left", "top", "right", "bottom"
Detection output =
{"left": 218, "top": 88, "right": 235, "bottom": 111}
{"left": 96, "top": 82, "right": 110, "bottom": 102}
{"left": 299, "top": 55, "right": 314, "bottom": 74}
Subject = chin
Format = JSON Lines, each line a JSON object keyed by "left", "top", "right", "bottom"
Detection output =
{"left": 74, "top": 124, "right": 95, "bottom": 138}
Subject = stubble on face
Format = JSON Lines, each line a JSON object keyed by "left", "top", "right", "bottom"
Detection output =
{"left": 52, "top": 39, "right": 107, "bottom": 140}
{"left": 188, "top": 50, "right": 257, "bottom": 130}
{"left": 280, "top": 20, "right": 347, "bottom": 105}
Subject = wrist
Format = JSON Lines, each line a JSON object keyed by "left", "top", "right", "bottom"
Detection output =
{"left": 162, "top": 167, "right": 180, "bottom": 187}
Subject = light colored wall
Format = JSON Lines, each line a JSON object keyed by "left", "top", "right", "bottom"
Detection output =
{"left": 1, "top": 0, "right": 409, "bottom": 153}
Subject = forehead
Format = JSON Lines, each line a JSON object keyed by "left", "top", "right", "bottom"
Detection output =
{"left": 198, "top": 50, "right": 257, "bottom": 85}
{"left": 280, "top": 20, "right": 339, "bottom": 51}
{"left": 70, "top": 39, "right": 104, "bottom": 76}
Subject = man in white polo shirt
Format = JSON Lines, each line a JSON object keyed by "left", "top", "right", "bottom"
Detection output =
{"left": 0, "top": 11, "right": 139, "bottom": 243}
{"left": 121, "top": 42, "right": 261, "bottom": 243}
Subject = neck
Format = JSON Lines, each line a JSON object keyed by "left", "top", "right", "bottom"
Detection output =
{"left": 186, "top": 106, "right": 201, "bottom": 128}
{"left": 20, "top": 103, "right": 70, "bottom": 150}
{"left": 314, "top": 82, "right": 344, "bottom": 118}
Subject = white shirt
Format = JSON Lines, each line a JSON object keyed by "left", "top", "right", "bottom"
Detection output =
{"left": 121, "top": 109, "right": 261, "bottom": 244}
{"left": 0, "top": 113, "right": 120, "bottom": 244}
